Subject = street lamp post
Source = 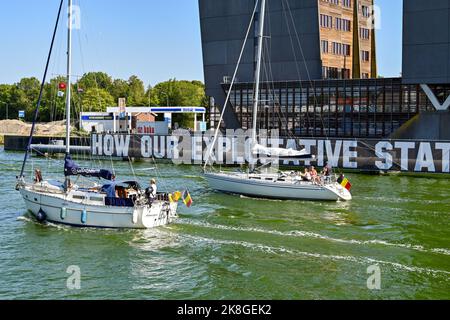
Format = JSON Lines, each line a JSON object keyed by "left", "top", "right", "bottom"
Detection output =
{"left": 0, "top": 101, "right": 10, "bottom": 120}
{"left": 161, "top": 91, "right": 169, "bottom": 107}
{"left": 160, "top": 92, "right": 171, "bottom": 131}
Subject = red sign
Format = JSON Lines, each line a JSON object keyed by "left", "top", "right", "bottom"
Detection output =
{"left": 138, "top": 126, "right": 155, "bottom": 134}
{"left": 59, "top": 82, "right": 67, "bottom": 90}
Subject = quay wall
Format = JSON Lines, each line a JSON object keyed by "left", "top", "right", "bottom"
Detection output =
{"left": 4, "top": 134, "right": 450, "bottom": 174}
{"left": 90, "top": 133, "right": 450, "bottom": 174}
{"left": 4, "top": 136, "right": 89, "bottom": 152}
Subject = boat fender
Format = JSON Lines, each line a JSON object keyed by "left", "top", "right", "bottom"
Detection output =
{"left": 60, "top": 207, "right": 67, "bottom": 220}
{"left": 132, "top": 211, "right": 138, "bottom": 224}
{"left": 81, "top": 209, "right": 87, "bottom": 224}
{"left": 36, "top": 209, "right": 47, "bottom": 222}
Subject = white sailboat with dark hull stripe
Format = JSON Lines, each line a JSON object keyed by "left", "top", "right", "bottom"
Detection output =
{"left": 19, "top": 181, "right": 177, "bottom": 229}
{"left": 16, "top": 0, "right": 178, "bottom": 228}
{"left": 204, "top": 171, "right": 351, "bottom": 201}
{"left": 203, "top": 0, "right": 352, "bottom": 202}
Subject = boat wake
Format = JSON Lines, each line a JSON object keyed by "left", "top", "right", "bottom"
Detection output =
{"left": 180, "top": 233, "right": 450, "bottom": 279}
{"left": 17, "top": 215, "right": 71, "bottom": 230}
{"left": 178, "top": 219, "right": 450, "bottom": 256}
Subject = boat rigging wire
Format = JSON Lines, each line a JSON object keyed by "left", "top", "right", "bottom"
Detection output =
{"left": 19, "top": 0, "right": 65, "bottom": 180}
{"left": 203, "top": 0, "right": 260, "bottom": 171}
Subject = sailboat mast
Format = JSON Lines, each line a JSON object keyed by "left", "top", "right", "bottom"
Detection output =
{"left": 66, "top": 0, "right": 73, "bottom": 155}
{"left": 251, "top": 0, "right": 266, "bottom": 145}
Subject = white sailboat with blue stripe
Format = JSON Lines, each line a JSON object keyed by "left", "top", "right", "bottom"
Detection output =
{"left": 16, "top": 0, "right": 178, "bottom": 228}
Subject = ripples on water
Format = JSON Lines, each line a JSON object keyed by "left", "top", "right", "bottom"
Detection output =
{"left": 0, "top": 147, "right": 449, "bottom": 299}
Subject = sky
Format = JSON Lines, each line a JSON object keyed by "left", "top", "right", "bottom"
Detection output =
{"left": 0, "top": 0, "right": 403, "bottom": 87}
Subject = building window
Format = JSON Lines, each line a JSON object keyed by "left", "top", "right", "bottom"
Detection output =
{"left": 336, "top": 18, "right": 351, "bottom": 31}
{"left": 332, "top": 42, "right": 351, "bottom": 56}
{"left": 321, "top": 40, "right": 329, "bottom": 53}
{"left": 321, "top": 0, "right": 340, "bottom": 5}
{"left": 320, "top": 14, "right": 333, "bottom": 28}
{"left": 342, "top": 0, "right": 351, "bottom": 8}
{"left": 361, "top": 50, "right": 370, "bottom": 62}
{"left": 323, "top": 66, "right": 350, "bottom": 79}
{"left": 360, "top": 28, "right": 370, "bottom": 40}
{"left": 342, "top": 68, "right": 350, "bottom": 79}
{"left": 344, "top": 44, "right": 351, "bottom": 56}
{"left": 362, "top": 5, "right": 370, "bottom": 18}
{"left": 323, "top": 66, "right": 338, "bottom": 79}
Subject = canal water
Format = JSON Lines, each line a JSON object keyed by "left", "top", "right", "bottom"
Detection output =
{"left": 0, "top": 147, "right": 449, "bottom": 299}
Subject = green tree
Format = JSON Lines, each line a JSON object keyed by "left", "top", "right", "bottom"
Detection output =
{"left": 152, "top": 79, "right": 205, "bottom": 128}
{"left": 0, "top": 73, "right": 207, "bottom": 128}
{"left": 77, "top": 72, "right": 113, "bottom": 92}
{"left": 0, "top": 84, "right": 13, "bottom": 119}
{"left": 15, "top": 77, "right": 41, "bottom": 121}
{"left": 39, "top": 76, "right": 67, "bottom": 122}
{"left": 110, "top": 79, "right": 129, "bottom": 103}
{"left": 127, "top": 75, "right": 146, "bottom": 106}
{"left": 145, "top": 86, "right": 160, "bottom": 106}
{"left": 81, "top": 88, "right": 114, "bottom": 112}
{"left": 8, "top": 86, "right": 31, "bottom": 121}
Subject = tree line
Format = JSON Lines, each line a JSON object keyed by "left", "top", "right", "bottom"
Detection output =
{"left": 0, "top": 72, "right": 207, "bottom": 128}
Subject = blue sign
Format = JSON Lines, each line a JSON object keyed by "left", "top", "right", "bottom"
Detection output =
{"left": 199, "top": 122, "right": 207, "bottom": 132}
{"left": 18, "top": 111, "right": 25, "bottom": 118}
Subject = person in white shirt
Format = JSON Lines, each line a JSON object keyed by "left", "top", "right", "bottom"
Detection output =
{"left": 145, "top": 178, "right": 157, "bottom": 200}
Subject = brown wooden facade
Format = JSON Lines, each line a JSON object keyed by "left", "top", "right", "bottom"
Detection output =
{"left": 318, "top": 0, "right": 376, "bottom": 79}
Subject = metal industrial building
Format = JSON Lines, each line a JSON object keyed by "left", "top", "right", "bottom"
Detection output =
{"left": 199, "top": 0, "right": 450, "bottom": 140}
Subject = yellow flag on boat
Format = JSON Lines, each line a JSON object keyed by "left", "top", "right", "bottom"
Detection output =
{"left": 173, "top": 191, "right": 182, "bottom": 202}
{"left": 169, "top": 194, "right": 174, "bottom": 203}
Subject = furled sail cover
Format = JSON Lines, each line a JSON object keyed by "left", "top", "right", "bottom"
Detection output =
{"left": 252, "top": 144, "right": 315, "bottom": 159}
{"left": 64, "top": 155, "right": 113, "bottom": 180}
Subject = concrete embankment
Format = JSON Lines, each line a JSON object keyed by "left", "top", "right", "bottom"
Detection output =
{"left": 0, "top": 120, "right": 73, "bottom": 137}
{"left": 4, "top": 135, "right": 89, "bottom": 153}
{"left": 1, "top": 120, "right": 88, "bottom": 153}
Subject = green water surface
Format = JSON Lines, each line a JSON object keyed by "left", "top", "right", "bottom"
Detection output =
{"left": 0, "top": 147, "right": 449, "bottom": 299}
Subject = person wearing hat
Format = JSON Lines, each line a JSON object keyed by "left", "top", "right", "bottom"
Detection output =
{"left": 145, "top": 178, "right": 157, "bottom": 201}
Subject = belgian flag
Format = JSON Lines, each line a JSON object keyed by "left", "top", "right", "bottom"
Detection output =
{"left": 337, "top": 174, "right": 352, "bottom": 191}
{"left": 182, "top": 190, "right": 193, "bottom": 208}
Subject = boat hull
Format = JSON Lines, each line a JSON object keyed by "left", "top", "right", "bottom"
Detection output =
{"left": 204, "top": 172, "right": 352, "bottom": 201}
{"left": 19, "top": 187, "right": 177, "bottom": 229}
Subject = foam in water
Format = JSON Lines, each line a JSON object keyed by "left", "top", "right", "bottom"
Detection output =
{"left": 180, "top": 233, "right": 450, "bottom": 279}
{"left": 179, "top": 219, "right": 450, "bottom": 257}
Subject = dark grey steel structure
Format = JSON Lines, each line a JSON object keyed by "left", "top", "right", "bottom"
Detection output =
{"left": 402, "top": 0, "right": 450, "bottom": 84}
{"left": 199, "top": 0, "right": 450, "bottom": 139}
{"left": 199, "top": 0, "right": 322, "bottom": 128}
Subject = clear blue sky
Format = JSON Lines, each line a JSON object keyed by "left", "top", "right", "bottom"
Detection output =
{"left": 0, "top": 0, "right": 403, "bottom": 86}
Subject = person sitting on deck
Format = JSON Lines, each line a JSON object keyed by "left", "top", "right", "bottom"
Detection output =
{"left": 301, "top": 168, "right": 312, "bottom": 182}
{"left": 322, "top": 162, "right": 333, "bottom": 177}
{"left": 321, "top": 162, "right": 333, "bottom": 184}
{"left": 310, "top": 166, "right": 320, "bottom": 184}
{"left": 34, "top": 169, "right": 43, "bottom": 183}
{"left": 145, "top": 179, "right": 157, "bottom": 201}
